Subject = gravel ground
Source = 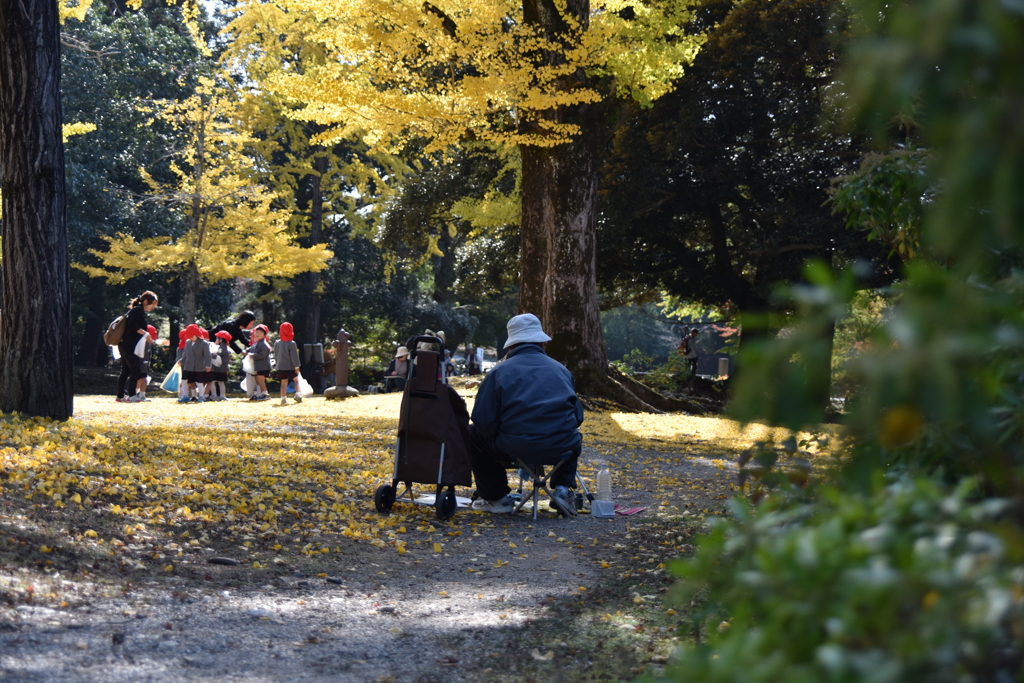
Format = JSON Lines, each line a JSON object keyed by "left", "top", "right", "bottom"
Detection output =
{"left": 1, "top": 402, "right": 738, "bottom": 683}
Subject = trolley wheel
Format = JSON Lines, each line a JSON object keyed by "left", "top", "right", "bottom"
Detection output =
{"left": 435, "top": 488, "right": 457, "bottom": 520}
{"left": 374, "top": 484, "right": 396, "bottom": 514}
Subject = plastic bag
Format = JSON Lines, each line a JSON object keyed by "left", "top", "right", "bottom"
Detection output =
{"left": 134, "top": 335, "right": 148, "bottom": 358}
{"left": 161, "top": 363, "right": 181, "bottom": 392}
{"left": 242, "top": 355, "right": 255, "bottom": 375}
{"left": 241, "top": 373, "right": 256, "bottom": 397}
{"left": 296, "top": 372, "right": 314, "bottom": 398}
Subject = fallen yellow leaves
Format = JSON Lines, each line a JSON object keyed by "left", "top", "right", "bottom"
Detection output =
{"left": 0, "top": 397, "right": 420, "bottom": 561}
{"left": 0, "top": 391, "right": 791, "bottom": 579}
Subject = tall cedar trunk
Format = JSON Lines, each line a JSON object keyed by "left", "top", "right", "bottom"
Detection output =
{"left": 519, "top": 0, "right": 703, "bottom": 413}
{"left": 182, "top": 110, "right": 206, "bottom": 327}
{"left": 304, "top": 154, "right": 327, "bottom": 346}
{"left": 182, "top": 260, "right": 199, "bottom": 325}
{"left": 0, "top": 0, "right": 73, "bottom": 419}
{"left": 807, "top": 253, "right": 836, "bottom": 414}
{"left": 75, "top": 278, "right": 107, "bottom": 366}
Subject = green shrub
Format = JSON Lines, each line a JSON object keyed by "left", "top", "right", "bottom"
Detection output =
{"left": 659, "top": 477, "right": 1024, "bottom": 683}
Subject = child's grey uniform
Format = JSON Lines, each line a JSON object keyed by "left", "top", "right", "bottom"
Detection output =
{"left": 249, "top": 339, "right": 272, "bottom": 374}
{"left": 273, "top": 340, "right": 301, "bottom": 372}
{"left": 181, "top": 340, "right": 212, "bottom": 373}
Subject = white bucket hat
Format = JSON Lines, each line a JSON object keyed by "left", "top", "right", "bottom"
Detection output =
{"left": 394, "top": 345, "right": 409, "bottom": 358}
{"left": 503, "top": 313, "right": 552, "bottom": 348}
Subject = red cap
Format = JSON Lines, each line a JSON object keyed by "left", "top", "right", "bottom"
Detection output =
{"left": 215, "top": 330, "right": 232, "bottom": 342}
{"left": 253, "top": 324, "right": 270, "bottom": 338}
{"left": 279, "top": 322, "right": 294, "bottom": 342}
{"left": 178, "top": 329, "right": 188, "bottom": 350}
{"left": 199, "top": 328, "right": 209, "bottom": 340}
{"left": 184, "top": 324, "right": 201, "bottom": 339}
{"left": 147, "top": 325, "right": 157, "bottom": 341}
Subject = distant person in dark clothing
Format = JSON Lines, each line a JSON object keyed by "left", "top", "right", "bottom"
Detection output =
{"left": 683, "top": 328, "right": 701, "bottom": 382}
{"left": 210, "top": 311, "right": 256, "bottom": 355}
{"left": 116, "top": 291, "right": 159, "bottom": 402}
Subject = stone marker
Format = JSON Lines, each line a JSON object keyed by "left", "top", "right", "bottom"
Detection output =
{"left": 325, "top": 327, "right": 359, "bottom": 398}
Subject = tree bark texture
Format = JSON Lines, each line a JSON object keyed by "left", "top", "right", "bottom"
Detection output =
{"left": 519, "top": 0, "right": 606, "bottom": 388}
{"left": 519, "top": 133, "right": 609, "bottom": 391}
{"left": 303, "top": 155, "right": 327, "bottom": 346}
{"left": 182, "top": 260, "right": 198, "bottom": 325}
{"left": 519, "top": 0, "right": 681, "bottom": 412}
{"left": 0, "top": 0, "right": 73, "bottom": 419}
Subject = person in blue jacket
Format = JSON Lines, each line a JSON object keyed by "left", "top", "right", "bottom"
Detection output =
{"left": 469, "top": 313, "right": 583, "bottom": 516}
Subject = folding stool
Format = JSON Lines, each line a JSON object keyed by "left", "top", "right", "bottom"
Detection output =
{"left": 512, "top": 451, "right": 577, "bottom": 521}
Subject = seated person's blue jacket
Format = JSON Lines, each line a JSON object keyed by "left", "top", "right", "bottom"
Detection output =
{"left": 471, "top": 343, "right": 584, "bottom": 459}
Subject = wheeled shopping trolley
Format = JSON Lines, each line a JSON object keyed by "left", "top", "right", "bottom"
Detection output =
{"left": 374, "top": 336, "right": 474, "bottom": 520}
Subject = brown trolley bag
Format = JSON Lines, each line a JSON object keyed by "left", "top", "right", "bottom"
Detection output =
{"left": 374, "top": 336, "right": 473, "bottom": 520}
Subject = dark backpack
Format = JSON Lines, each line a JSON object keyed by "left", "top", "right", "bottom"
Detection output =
{"left": 103, "top": 314, "right": 128, "bottom": 346}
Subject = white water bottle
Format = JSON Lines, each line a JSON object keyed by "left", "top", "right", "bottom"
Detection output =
{"left": 596, "top": 468, "right": 612, "bottom": 501}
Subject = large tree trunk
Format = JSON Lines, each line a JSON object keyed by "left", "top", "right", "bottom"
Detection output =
{"left": 303, "top": 155, "right": 327, "bottom": 345}
{"left": 0, "top": 0, "right": 73, "bottom": 419}
{"left": 519, "top": 0, "right": 606, "bottom": 387}
{"left": 519, "top": 0, "right": 690, "bottom": 413}
{"left": 519, "top": 130, "right": 608, "bottom": 391}
{"left": 182, "top": 260, "right": 199, "bottom": 324}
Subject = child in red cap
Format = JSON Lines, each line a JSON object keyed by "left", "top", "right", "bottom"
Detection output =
{"left": 210, "top": 330, "right": 233, "bottom": 400}
{"left": 243, "top": 324, "right": 272, "bottom": 400}
{"left": 180, "top": 323, "right": 212, "bottom": 403}
{"left": 274, "top": 322, "right": 302, "bottom": 405}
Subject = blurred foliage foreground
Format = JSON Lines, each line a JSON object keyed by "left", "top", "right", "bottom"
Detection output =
{"left": 653, "top": 0, "right": 1024, "bottom": 680}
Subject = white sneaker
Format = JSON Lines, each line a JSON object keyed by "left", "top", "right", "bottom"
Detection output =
{"left": 471, "top": 495, "right": 514, "bottom": 514}
{"left": 126, "top": 394, "right": 144, "bottom": 403}
{"left": 280, "top": 397, "right": 287, "bottom": 405}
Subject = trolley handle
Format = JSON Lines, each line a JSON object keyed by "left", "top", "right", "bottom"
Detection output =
{"left": 404, "top": 335, "right": 445, "bottom": 361}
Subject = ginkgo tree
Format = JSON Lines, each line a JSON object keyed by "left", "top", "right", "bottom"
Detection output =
{"left": 227, "top": 0, "right": 705, "bottom": 409}
{"left": 77, "top": 77, "right": 333, "bottom": 325}
{"left": 225, "top": 4, "right": 408, "bottom": 343}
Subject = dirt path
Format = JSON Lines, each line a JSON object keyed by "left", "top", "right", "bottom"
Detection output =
{"left": 1, "top": 395, "right": 745, "bottom": 682}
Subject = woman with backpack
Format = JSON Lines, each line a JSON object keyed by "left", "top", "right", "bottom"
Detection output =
{"left": 115, "top": 291, "right": 159, "bottom": 402}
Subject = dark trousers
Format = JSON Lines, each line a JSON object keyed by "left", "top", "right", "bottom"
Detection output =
{"left": 468, "top": 424, "right": 579, "bottom": 501}
{"left": 116, "top": 343, "right": 141, "bottom": 398}
{"left": 384, "top": 377, "right": 406, "bottom": 393}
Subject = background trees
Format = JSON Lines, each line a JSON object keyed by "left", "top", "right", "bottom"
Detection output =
{"left": 599, "top": 0, "right": 896, "bottom": 323}
{"left": 662, "top": 0, "right": 1024, "bottom": 677}
{"left": 4, "top": 0, "right": 981, "bottom": 415}
{"left": 76, "top": 77, "right": 333, "bottom": 325}
{"left": 225, "top": 0, "right": 705, "bottom": 407}
{"left": 62, "top": 2, "right": 204, "bottom": 364}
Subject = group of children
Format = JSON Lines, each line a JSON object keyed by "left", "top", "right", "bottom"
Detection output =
{"left": 174, "top": 321, "right": 304, "bottom": 404}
